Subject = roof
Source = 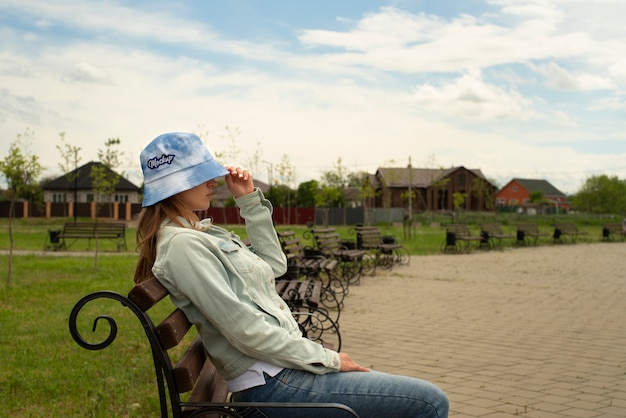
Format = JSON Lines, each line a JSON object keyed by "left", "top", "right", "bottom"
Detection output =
{"left": 509, "top": 178, "right": 566, "bottom": 197}
{"left": 376, "top": 166, "right": 491, "bottom": 188}
{"left": 43, "top": 161, "right": 141, "bottom": 191}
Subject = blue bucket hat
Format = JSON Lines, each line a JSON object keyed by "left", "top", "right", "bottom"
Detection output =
{"left": 140, "top": 132, "right": 228, "bottom": 207}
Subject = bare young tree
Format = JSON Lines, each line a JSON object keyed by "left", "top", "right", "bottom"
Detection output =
{"left": 56, "top": 132, "right": 82, "bottom": 222}
{"left": 0, "top": 128, "right": 43, "bottom": 286}
{"left": 89, "top": 137, "right": 123, "bottom": 270}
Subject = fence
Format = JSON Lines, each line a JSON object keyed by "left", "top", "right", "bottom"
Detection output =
{"left": 0, "top": 201, "right": 406, "bottom": 226}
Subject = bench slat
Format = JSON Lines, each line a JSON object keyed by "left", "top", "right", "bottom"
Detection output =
{"left": 128, "top": 276, "right": 169, "bottom": 312}
{"left": 174, "top": 336, "right": 208, "bottom": 393}
{"left": 156, "top": 308, "right": 193, "bottom": 350}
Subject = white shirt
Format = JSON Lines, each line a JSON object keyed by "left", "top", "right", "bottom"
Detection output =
{"left": 227, "top": 361, "right": 284, "bottom": 392}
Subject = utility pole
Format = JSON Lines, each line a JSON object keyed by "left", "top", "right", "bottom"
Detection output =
{"left": 408, "top": 156, "right": 412, "bottom": 215}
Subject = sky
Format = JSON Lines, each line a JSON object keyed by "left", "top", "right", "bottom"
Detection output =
{"left": 1, "top": 0, "right": 626, "bottom": 194}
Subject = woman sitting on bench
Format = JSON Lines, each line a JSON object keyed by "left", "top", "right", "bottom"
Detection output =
{"left": 133, "top": 132, "right": 449, "bottom": 418}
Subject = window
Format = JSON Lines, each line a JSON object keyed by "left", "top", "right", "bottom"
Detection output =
{"left": 512, "top": 185, "right": 518, "bottom": 192}
{"left": 457, "top": 174, "right": 466, "bottom": 186}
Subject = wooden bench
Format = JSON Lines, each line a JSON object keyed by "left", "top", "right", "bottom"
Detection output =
{"left": 275, "top": 278, "right": 342, "bottom": 349}
{"left": 354, "top": 226, "right": 410, "bottom": 268}
{"left": 479, "top": 224, "right": 515, "bottom": 248}
{"left": 601, "top": 222, "right": 626, "bottom": 241}
{"left": 277, "top": 231, "right": 346, "bottom": 311}
{"left": 45, "top": 222, "right": 127, "bottom": 251}
{"left": 441, "top": 224, "right": 482, "bottom": 253}
{"left": 516, "top": 223, "right": 549, "bottom": 245}
{"left": 278, "top": 231, "right": 339, "bottom": 280}
{"left": 306, "top": 227, "right": 372, "bottom": 284}
{"left": 553, "top": 222, "right": 588, "bottom": 243}
{"left": 69, "top": 276, "right": 359, "bottom": 417}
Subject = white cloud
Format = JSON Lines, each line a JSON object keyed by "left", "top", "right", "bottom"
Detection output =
{"left": 61, "top": 62, "right": 113, "bottom": 85}
{"left": 532, "top": 62, "right": 614, "bottom": 91}
{"left": 411, "top": 71, "right": 534, "bottom": 120}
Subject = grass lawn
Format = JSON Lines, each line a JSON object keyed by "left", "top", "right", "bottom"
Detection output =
{"left": 0, "top": 254, "right": 167, "bottom": 417}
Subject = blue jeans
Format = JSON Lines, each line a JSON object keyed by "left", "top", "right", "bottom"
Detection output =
{"left": 230, "top": 368, "right": 449, "bottom": 418}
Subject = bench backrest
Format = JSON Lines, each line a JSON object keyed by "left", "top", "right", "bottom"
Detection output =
{"left": 445, "top": 224, "right": 473, "bottom": 237}
{"left": 517, "top": 223, "right": 540, "bottom": 233}
{"left": 603, "top": 222, "right": 622, "bottom": 231}
{"left": 69, "top": 277, "right": 228, "bottom": 418}
{"left": 310, "top": 227, "right": 344, "bottom": 253}
{"left": 480, "top": 223, "right": 503, "bottom": 235}
{"left": 63, "top": 222, "right": 126, "bottom": 237}
{"left": 554, "top": 222, "right": 579, "bottom": 233}
{"left": 277, "top": 231, "right": 308, "bottom": 259}
{"left": 354, "top": 226, "right": 383, "bottom": 249}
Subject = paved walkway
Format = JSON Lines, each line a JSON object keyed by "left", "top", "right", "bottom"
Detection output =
{"left": 339, "top": 243, "right": 626, "bottom": 417}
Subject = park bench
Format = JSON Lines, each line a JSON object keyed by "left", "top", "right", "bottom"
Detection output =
{"left": 69, "top": 276, "right": 358, "bottom": 417}
{"left": 479, "top": 224, "right": 515, "bottom": 248}
{"left": 516, "top": 223, "right": 549, "bottom": 245}
{"left": 45, "top": 221, "right": 127, "bottom": 251}
{"left": 277, "top": 231, "right": 346, "bottom": 311}
{"left": 601, "top": 222, "right": 626, "bottom": 241}
{"left": 441, "top": 224, "right": 482, "bottom": 253}
{"left": 553, "top": 222, "right": 588, "bottom": 243}
{"left": 305, "top": 227, "right": 373, "bottom": 284}
{"left": 354, "top": 225, "right": 410, "bottom": 268}
{"left": 274, "top": 278, "right": 342, "bottom": 349}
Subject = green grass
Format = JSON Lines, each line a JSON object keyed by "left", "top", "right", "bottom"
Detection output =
{"left": 0, "top": 212, "right": 619, "bottom": 256}
{"left": 0, "top": 254, "right": 168, "bottom": 417}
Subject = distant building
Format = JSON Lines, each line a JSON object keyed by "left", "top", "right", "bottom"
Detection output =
{"left": 209, "top": 179, "right": 271, "bottom": 207}
{"left": 496, "top": 178, "right": 569, "bottom": 214}
{"left": 368, "top": 166, "right": 497, "bottom": 212}
{"left": 42, "top": 161, "right": 141, "bottom": 204}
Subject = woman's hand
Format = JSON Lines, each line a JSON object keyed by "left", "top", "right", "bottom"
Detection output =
{"left": 339, "top": 352, "right": 370, "bottom": 372}
{"left": 224, "top": 166, "right": 255, "bottom": 198}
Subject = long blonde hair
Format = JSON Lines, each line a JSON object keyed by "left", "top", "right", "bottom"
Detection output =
{"left": 133, "top": 196, "right": 200, "bottom": 283}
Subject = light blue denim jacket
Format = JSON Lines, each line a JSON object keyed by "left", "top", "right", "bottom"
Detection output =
{"left": 152, "top": 188, "right": 341, "bottom": 381}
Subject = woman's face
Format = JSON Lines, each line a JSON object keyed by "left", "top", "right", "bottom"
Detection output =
{"left": 176, "top": 179, "right": 219, "bottom": 211}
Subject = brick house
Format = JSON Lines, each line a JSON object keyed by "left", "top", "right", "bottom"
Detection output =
{"left": 495, "top": 178, "right": 569, "bottom": 213}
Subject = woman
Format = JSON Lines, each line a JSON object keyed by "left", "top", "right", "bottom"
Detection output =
{"left": 134, "top": 132, "right": 449, "bottom": 418}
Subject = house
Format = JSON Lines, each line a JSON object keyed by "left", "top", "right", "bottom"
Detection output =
{"left": 495, "top": 178, "right": 569, "bottom": 214}
{"left": 209, "top": 178, "right": 271, "bottom": 207}
{"left": 43, "top": 161, "right": 141, "bottom": 204}
{"left": 367, "top": 166, "right": 497, "bottom": 212}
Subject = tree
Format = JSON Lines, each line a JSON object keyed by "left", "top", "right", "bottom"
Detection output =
{"left": 273, "top": 154, "right": 297, "bottom": 222}
{"left": 218, "top": 125, "right": 242, "bottom": 164}
{"left": 90, "top": 137, "right": 124, "bottom": 269}
{"left": 296, "top": 180, "right": 319, "bottom": 207}
{"left": 56, "top": 132, "right": 82, "bottom": 222}
{"left": 453, "top": 192, "right": 466, "bottom": 212}
{"left": 432, "top": 177, "right": 451, "bottom": 210}
{"left": 472, "top": 177, "right": 495, "bottom": 211}
{"left": 0, "top": 128, "right": 43, "bottom": 286}
{"left": 571, "top": 175, "right": 626, "bottom": 214}
{"left": 318, "top": 158, "right": 348, "bottom": 208}
{"left": 92, "top": 137, "right": 124, "bottom": 209}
